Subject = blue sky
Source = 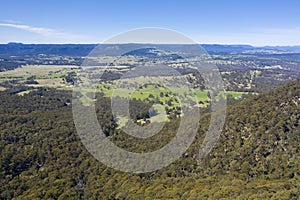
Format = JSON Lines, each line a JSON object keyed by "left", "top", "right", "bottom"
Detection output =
{"left": 0, "top": 0, "right": 299, "bottom": 46}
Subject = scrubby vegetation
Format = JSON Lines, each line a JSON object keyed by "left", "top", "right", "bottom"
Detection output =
{"left": 0, "top": 79, "right": 299, "bottom": 199}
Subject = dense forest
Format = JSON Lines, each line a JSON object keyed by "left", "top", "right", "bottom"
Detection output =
{"left": 0, "top": 80, "right": 299, "bottom": 199}
{"left": 0, "top": 61, "right": 21, "bottom": 72}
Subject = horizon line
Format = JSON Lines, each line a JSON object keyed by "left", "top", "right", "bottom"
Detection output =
{"left": 1, "top": 42, "right": 300, "bottom": 48}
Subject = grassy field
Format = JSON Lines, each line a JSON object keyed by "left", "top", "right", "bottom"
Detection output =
{"left": 0, "top": 65, "right": 78, "bottom": 87}
{"left": 0, "top": 65, "right": 247, "bottom": 106}
{"left": 0, "top": 65, "right": 77, "bottom": 79}
{"left": 98, "top": 83, "right": 245, "bottom": 102}
{"left": 94, "top": 83, "right": 247, "bottom": 127}
{"left": 0, "top": 65, "right": 247, "bottom": 126}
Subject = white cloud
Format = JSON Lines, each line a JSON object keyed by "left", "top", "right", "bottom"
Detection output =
{"left": 0, "top": 23, "right": 89, "bottom": 41}
{"left": 1, "top": 19, "right": 23, "bottom": 24}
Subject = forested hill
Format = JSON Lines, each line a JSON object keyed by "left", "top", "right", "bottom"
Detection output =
{"left": 0, "top": 80, "right": 299, "bottom": 199}
{"left": 1, "top": 43, "right": 300, "bottom": 57}
{"left": 0, "top": 43, "right": 96, "bottom": 57}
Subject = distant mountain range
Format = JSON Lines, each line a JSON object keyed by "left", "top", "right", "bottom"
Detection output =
{"left": 1, "top": 42, "right": 300, "bottom": 57}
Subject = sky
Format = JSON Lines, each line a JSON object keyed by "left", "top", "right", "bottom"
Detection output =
{"left": 0, "top": 0, "right": 299, "bottom": 46}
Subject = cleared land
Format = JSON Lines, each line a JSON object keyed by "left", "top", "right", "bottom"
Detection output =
{"left": 0, "top": 65, "right": 78, "bottom": 87}
{"left": 0, "top": 65, "right": 247, "bottom": 105}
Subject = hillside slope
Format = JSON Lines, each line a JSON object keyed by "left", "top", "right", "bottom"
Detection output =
{"left": 0, "top": 80, "right": 299, "bottom": 199}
